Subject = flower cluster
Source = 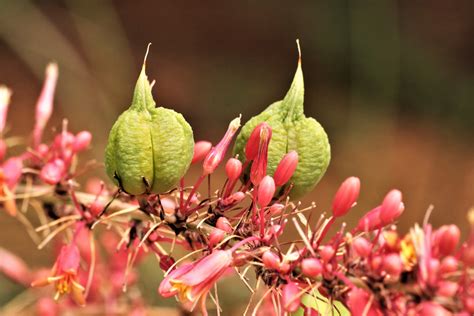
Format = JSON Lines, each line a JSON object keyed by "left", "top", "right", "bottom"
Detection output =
{"left": 0, "top": 62, "right": 472, "bottom": 316}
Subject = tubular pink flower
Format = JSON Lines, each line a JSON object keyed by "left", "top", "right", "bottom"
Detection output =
{"left": 332, "top": 176, "right": 360, "bottom": 217}
{"left": 282, "top": 281, "right": 301, "bottom": 312}
{"left": 225, "top": 158, "right": 242, "bottom": 181}
{"left": 0, "top": 86, "right": 12, "bottom": 135}
{"left": 202, "top": 117, "right": 240, "bottom": 175}
{"left": 33, "top": 63, "right": 58, "bottom": 148}
{"left": 379, "top": 189, "right": 404, "bottom": 225}
{"left": 257, "top": 175, "right": 275, "bottom": 208}
{"left": 245, "top": 122, "right": 269, "bottom": 161}
{"left": 273, "top": 151, "right": 298, "bottom": 186}
{"left": 192, "top": 141, "right": 212, "bottom": 164}
{"left": 250, "top": 124, "right": 272, "bottom": 185}
{"left": 158, "top": 250, "right": 233, "bottom": 312}
{"left": 31, "top": 244, "right": 85, "bottom": 306}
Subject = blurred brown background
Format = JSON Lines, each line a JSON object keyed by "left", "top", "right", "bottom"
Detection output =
{"left": 0, "top": 0, "right": 473, "bottom": 312}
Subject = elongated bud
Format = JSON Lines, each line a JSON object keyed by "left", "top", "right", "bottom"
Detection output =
{"left": 209, "top": 228, "right": 226, "bottom": 248}
{"left": 225, "top": 158, "right": 242, "bottom": 181}
{"left": 332, "top": 176, "right": 360, "bottom": 217}
{"left": 262, "top": 251, "right": 280, "bottom": 270}
{"left": 356, "top": 206, "right": 383, "bottom": 232}
{"left": 33, "top": 63, "right": 58, "bottom": 148}
{"left": 250, "top": 124, "right": 272, "bottom": 185}
{"left": 380, "top": 189, "right": 404, "bottom": 225}
{"left": 40, "top": 159, "right": 66, "bottom": 185}
{"left": 301, "top": 258, "right": 323, "bottom": 278}
{"left": 352, "top": 237, "right": 371, "bottom": 257}
{"left": 222, "top": 191, "right": 245, "bottom": 206}
{"left": 202, "top": 117, "right": 240, "bottom": 175}
{"left": 383, "top": 253, "right": 402, "bottom": 278}
{"left": 268, "top": 203, "right": 285, "bottom": 216}
{"left": 274, "top": 151, "right": 298, "bottom": 186}
{"left": 0, "top": 86, "right": 12, "bottom": 135}
{"left": 257, "top": 175, "right": 275, "bottom": 207}
{"left": 192, "top": 141, "right": 212, "bottom": 164}
{"left": 245, "top": 122, "right": 269, "bottom": 161}
{"left": 436, "top": 224, "right": 460, "bottom": 256}
{"left": 216, "top": 217, "right": 233, "bottom": 233}
{"left": 282, "top": 281, "right": 301, "bottom": 312}
{"left": 72, "top": 131, "right": 92, "bottom": 152}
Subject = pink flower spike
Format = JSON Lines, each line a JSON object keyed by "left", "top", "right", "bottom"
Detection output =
{"left": 249, "top": 124, "right": 272, "bottom": 185}
{"left": 332, "top": 176, "right": 360, "bottom": 217}
{"left": 245, "top": 122, "right": 269, "bottom": 161}
{"left": 225, "top": 158, "right": 242, "bottom": 181}
{"left": 301, "top": 258, "right": 323, "bottom": 278}
{"left": 274, "top": 151, "right": 298, "bottom": 186}
{"left": 257, "top": 175, "right": 275, "bottom": 208}
{"left": 73, "top": 131, "right": 92, "bottom": 152}
{"left": 40, "top": 159, "right": 66, "bottom": 185}
{"left": 436, "top": 224, "right": 461, "bottom": 256}
{"left": 202, "top": 117, "right": 240, "bottom": 175}
{"left": 0, "top": 86, "right": 12, "bottom": 135}
{"left": 33, "top": 63, "right": 58, "bottom": 148}
{"left": 192, "top": 141, "right": 212, "bottom": 164}
{"left": 282, "top": 281, "right": 301, "bottom": 312}
{"left": 379, "top": 189, "right": 404, "bottom": 225}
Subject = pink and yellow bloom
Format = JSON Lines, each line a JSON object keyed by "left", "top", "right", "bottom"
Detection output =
{"left": 158, "top": 250, "right": 233, "bottom": 313}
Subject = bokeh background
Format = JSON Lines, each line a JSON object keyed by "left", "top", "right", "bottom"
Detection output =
{"left": 0, "top": 0, "right": 473, "bottom": 314}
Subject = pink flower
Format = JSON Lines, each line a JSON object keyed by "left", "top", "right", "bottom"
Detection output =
{"left": 250, "top": 124, "right": 272, "bottom": 185}
{"left": 347, "top": 288, "right": 383, "bottom": 316}
{"left": 31, "top": 244, "right": 85, "bottom": 306}
{"left": 158, "top": 250, "right": 233, "bottom": 312}
{"left": 245, "top": 122, "right": 269, "bottom": 161}
{"left": 332, "top": 176, "right": 360, "bottom": 217}
{"left": 33, "top": 63, "right": 58, "bottom": 148}
{"left": 435, "top": 224, "right": 460, "bottom": 256}
{"left": 379, "top": 189, "right": 404, "bottom": 225}
{"left": 202, "top": 117, "right": 240, "bottom": 175}
{"left": 273, "top": 151, "right": 298, "bottom": 186}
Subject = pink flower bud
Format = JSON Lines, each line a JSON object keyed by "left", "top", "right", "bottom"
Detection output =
{"left": 347, "top": 288, "right": 383, "bottom": 316}
{"left": 209, "top": 228, "right": 226, "bottom": 248}
{"left": 73, "top": 131, "right": 92, "bottom": 152}
{"left": 216, "top": 217, "right": 233, "bottom": 233}
{"left": 380, "top": 189, "right": 404, "bottom": 225}
{"left": 417, "top": 302, "right": 451, "bottom": 316}
{"left": 301, "top": 258, "right": 323, "bottom": 278}
{"left": 33, "top": 63, "right": 58, "bottom": 148}
{"left": 383, "top": 253, "right": 403, "bottom": 278}
{"left": 371, "top": 255, "right": 383, "bottom": 272}
{"left": 225, "top": 158, "right": 242, "bottom": 181}
{"left": 282, "top": 281, "right": 301, "bottom": 312}
{"left": 0, "top": 86, "right": 12, "bottom": 134}
{"left": 2, "top": 157, "right": 23, "bottom": 189}
{"left": 436, "top": 224, "right": 460, "bottom": 256}
{"left": 439, "top": 256, "right": 458, "bottom": 274}
{"left": 89, "top": 200, "right": 104, "bottom": 218}
{"left": 192, "top": 141, "right": 212, "bottom": 164}
{"left": 245, "top": 122, "right": 269, "bottom": 161}
{"left": 222, "top": 191, "right": 246, "bottom": 206}
{"left": 36, "top": 144, "right": 50, "bottom": 159}
{"left": 257, "top": 175, "right": 275, "bottom": 207}
{"left": 268, "top": 203, "right": 285, "bottom": 216}
{"left": 203, "top": 117, "right": 240, "bottom": 175}
{"left": 40, "top": 159, "right": 66, "bottom": 185}
{"left": 273, "top": 151, "right": 298, "bottom": 186}
{"left": 352, "top": 237, "right": 371, "bottom": 257}
{"left": 436, "top": 281, "right": 458, "bottom": 297}
{"left": 262, "top": 251, "right": 280, "bottom": 270}
{"left": 159, "top": 255, "right": 176, "bottom": 271}
{"left": 250, "top": 124, "right": 272, "bottom": 185}
{"left": 356, "top": 206, "right": 383, "bottom": 232}
{"left": 320, "top": 245, "right": 335, "bottom": 263}
{"left": 332, "top": 176, "right": 360, "bottom": 217}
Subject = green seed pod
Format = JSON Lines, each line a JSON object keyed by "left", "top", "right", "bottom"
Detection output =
{"left": 105, "top": 59, "right": 194, "bottom": 195}
{"left": 233, "top": 47, "right": 330, "bottom": 198}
